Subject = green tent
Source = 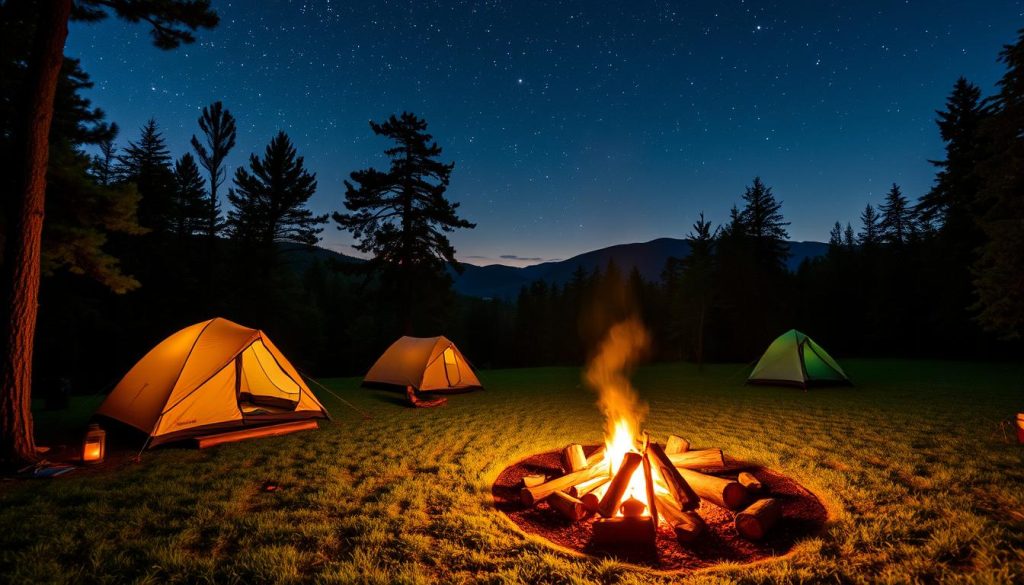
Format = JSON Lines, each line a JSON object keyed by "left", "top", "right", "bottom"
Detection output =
{"left": 748, "top": 329, "right": 851, "bottom": 388}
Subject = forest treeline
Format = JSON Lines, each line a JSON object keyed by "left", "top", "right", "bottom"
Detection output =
{"left": 2, "top": 6, "right": 1022, "bottom": 399}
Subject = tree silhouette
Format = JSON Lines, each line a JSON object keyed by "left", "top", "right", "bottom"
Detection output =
{"left": 858, "top": 203, "right": 881, "bottom": 247}
{"left": 972, "top": 28, "right": 1024, "bottom": 338}
{"left": 879, "top": 183, "right": 916, "bottom": 245}
{"left": 90, "top": 122, "right": 119, "bottom": 186}
{"left": 679, "top": 212, "right": 717, "bottom": 369}
{"left": 227, "top": 132, "right": 326, "bottom": 249}
{"left": 739, "top": 176, "right": 790, "bottom": 269}
{"left": 171, "top": 153, "right": 207, "bottom": 239}
{"left": 334, "top": 112, "right": 475, "bottom": 332}
{"left": 119, "top": 119, "right": 175, "bottom": 233}
{"left": 190, "top": 101, "right": 235, "bottom": 239}
{"left": 0, "top": 0, "right": 216, "bottom": 465}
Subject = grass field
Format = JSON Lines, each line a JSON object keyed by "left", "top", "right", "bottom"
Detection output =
{"left": 2, "top": 360, "right": 1023, "bottom": 584}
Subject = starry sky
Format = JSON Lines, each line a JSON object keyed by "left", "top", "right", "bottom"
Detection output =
{"left": 66, "top": 1, "right": 1022, "bottom": 267}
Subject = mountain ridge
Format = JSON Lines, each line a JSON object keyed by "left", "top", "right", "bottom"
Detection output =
{"left": 290, "top": 237, "right": 829, "bottom": 300}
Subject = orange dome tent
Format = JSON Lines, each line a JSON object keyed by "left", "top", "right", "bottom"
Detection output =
{"left": 96, "top": 318, "right": 329, "bottom": 446}
{"left": 363, "top": 336, "right": 482, "bottom": 392}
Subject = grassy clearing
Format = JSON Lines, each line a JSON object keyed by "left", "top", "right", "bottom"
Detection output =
{"left": 1, "top": 360, "right": 1023, "bottom": 584}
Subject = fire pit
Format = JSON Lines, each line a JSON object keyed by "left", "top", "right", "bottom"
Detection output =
{"left": 492, "top": 318, "right": 828, "bottom": 571}
{"left": 492, "top": 441, "right": 828, "bottom": 571}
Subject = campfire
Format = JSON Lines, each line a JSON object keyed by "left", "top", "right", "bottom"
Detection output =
{"left": 516, "top": 319, "right": 782, "bottom": 556}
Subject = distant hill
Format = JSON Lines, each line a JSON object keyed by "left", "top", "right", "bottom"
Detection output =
{"left": 283, "top": 238, "right": 828, "bottom": 300}
{"left": 450, "top": 238, "right": 829, "bottom": 299}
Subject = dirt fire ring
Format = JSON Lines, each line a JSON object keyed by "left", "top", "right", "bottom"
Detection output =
{"left": 492, "top": 446, "right": 829, "bottom": 572}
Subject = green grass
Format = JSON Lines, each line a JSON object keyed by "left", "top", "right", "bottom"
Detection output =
{"left": 2, "top": 360, "right": 1023, "bottom": 584}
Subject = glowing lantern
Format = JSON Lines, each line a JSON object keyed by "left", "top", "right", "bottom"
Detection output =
{"left": 82, "top": 423, "right": 105, "bottom": 464}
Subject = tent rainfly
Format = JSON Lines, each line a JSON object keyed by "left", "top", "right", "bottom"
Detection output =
{"left": 96, "top": 318, "right": 329, "bottom": 446}
{"left": 363, "top": 336, "right": 482, "bottom": 392}
{"left": 747, "top": 329, "right": 851, "bottom": 388}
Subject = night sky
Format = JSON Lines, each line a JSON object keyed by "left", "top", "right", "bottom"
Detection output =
{"left": 66, "top": 1, "right": 1022, "bottom": 266}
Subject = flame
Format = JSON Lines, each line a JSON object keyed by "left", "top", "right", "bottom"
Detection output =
{"left": 584, "top": 318, "right": 652, "bottom": 516}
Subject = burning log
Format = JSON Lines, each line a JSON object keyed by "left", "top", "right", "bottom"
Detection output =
{"left": 522, "top": 474, "right": 546, "bottom": 488}
{"left": 549, "top": 491, "right": 588, "bottom": 521}
{"left": 735, "top": 498, "right": 782, "bottom": 540}
{"left": 738, "top": 471, "right": 763, "bottom": 493}
{"left": 647, "top": 442, "right": 700, "bottom": 511}
{"left": 641, "top": 449, "right": 659, "bottom": 526}
{"left": 620, "top": 496, "right": 646, "bottom": 517}
{"left": 568, "top": 474, "right": 609, "bottom": 498}
{"left": 591, "top": 517, "right": 656, "bottom": 552}
{"left": 677, "top": 468, "right": 750, "bottom": 510}
{"left": 586, "top": 446, "right": 606, "bottom": 467}
{"left": 655, "top": 494, "right": 706, "bottom": 543}
{"left": 561, "top": 444, "right": 588, "bottom": 473}
{"left": 666, "top": 434, "right": 690, "bottom": 454}
{"left": 667, "top": 448, "right": 726, "bottom": 470}
{"left": 597, "top": 452, "right": 644, "bottom": 517}
{"left": 520, "top": 463, "right": 609, "bottom": 506}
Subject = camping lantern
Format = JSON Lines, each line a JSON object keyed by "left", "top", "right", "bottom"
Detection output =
{"left": 82, "top": 423, "right": 105, "bottom": 464}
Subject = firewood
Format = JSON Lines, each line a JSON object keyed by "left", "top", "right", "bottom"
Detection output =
{"left": 581, "top": 491, "right": 600, "bottom": 513}
{"left": 655, "top": 494, "right": 706, "bottom": 543}
{"left": 567, "top": 475, "right": 609, "bottom": 498}
{"left": 677, "top": 468, "right": 750, "bottom": 510}
{"left": 641, "top": 451, "right": 659, "bottom": 526}
{"left": 586, "top": 446, "right": 606, "bottom": 467}
{"left": 561, "top": 443, "right": 587, "bottom": 473}
{"left": 735, "top": 498, "right": 782, "bottom": 540}
{"left": 522, "top": 474, "right": 546, "bottom": 488}
{"left": 1018, "top": 413, "right": 1024, "bottom": 444}
{"left": 520, "top": 463, "right": 609, "bottom": 506}
{"left": 620, "top": 496, "right": 646, "bottom": 517}
{"left": 667, "top": 448, "right": 726, "bottom": 470}
{"left": 738, "top": 471, "right": 763, "bottom": 493}
{"left": 597, "top": 452, "right": 644, "bottom": 517}
{"left": 666, "top": 434, "right": 690, "bottom": 454}
{"left": 647, "top": 442, "right": 700, "bottom": 511}
{"left": 591, "top": 516, "right": 656, "bottom": 551}
{"left": 548, "top": 491, "right": 587, "bottom": 521}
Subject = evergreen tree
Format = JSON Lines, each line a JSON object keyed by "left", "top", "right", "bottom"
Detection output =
{"left": 843, "top": 222, "right": 856, "bottom": 249}
{"left": 972, "top": 29, "right": 1024, "bottom": 338}
{"left": 679, "top": 212, "right": 717, "bottom": 368}
{"left": 227, "top": 131, "right": 326, "bottom": 249}
{"left": 190, "top": 101, "right": 235, "bottom": 238}
{"left": 171, "top": 153, "right": 207, "bottom": 239}
{"left": 334, "top": 112, "right": 475, "bottom": 333}
{"left": 0, "top": 0, "right": 216, "bottom": 464}
{"left": 119, "top": 119, "right": 175, "bottom": 234}
{"left": 828, "top": 221, "right": 844, "bottom": 255}
{"left": 739, "top": 176, "right": 790, "bottom": 267}
{"left": 879, "top": 183, "right": 916, "bottom": 245}
{"left": 917, "top": 77, "right": 988, "bottom": 229}
{"left": 858, "top": 203, "right": 881, "bottom": 246}
{"left": 89, "top": 122, "right": 119, "bottom": 186}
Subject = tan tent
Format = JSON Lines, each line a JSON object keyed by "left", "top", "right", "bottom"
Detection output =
{"left": 363, "top": 336, "right": 482, "bottom": 392}
{"left": 97, "top": 318, "right": 329, "bottom": 446}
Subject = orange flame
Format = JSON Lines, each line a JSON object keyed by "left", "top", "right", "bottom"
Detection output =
{"left": 584, "top": 318, "right": 652, "bottom": 515}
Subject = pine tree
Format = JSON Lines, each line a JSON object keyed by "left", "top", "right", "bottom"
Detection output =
{"left": 917, "top": 77, "right": 988, "bottom": 229}
{"left": 679, "top": 212, "right": 717, "bottom": 368}
{"left": 334, "top": 112, "right": 475, "bottom": 332}
{"left": 972, "top": 28, "right": 1024, "bottom": 338}
{"left": 171, "top": 153, "right": 207, "bottom": 239}
{"left": 89, "top": 122, "right": 119, "bottom": 186}
{"left": 828, "top": 221, "right": 844, "bottom": 255}
{"left": 878, "top": 183, "right": 916, "bottom": 245}
{"left": 739, "top": 177, "right": 790, "bottom": 269}
{"left": 119, "top": 119, "right": 175, "bottom": 234}
{"left": 190, "top": 101, "right": 235, "bottom": 238}
{"left": 227, "top": 131, "right": 326, "bottom": 249}
{"left": 0, "top": 0, "right": 216, "bottom": 465}
{"left": 858, "top": 204, "right": 881, "bottom": 247}
{"left": 843, "top": 222, "right": 856, "bottom": 249}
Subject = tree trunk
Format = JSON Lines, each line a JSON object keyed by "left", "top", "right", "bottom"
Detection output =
{"left": 0, "top": 0, "right": 72, "bottom": 466}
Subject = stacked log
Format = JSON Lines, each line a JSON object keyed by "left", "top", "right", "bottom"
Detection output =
{"left": 735, "top": 498, "right": 781, "bottom": 540}
{"left": 667, "top": 449, "right": 726, "bottom": 470}
{"left": 520, "top": 463, "right": 609, "bottom": 506}
{"left": 677, "top": 468, "right": 750, "bottom": 510}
